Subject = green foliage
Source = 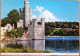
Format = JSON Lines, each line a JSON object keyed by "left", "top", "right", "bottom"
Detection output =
{"left": 24, "top": 27, "right": 28, "bottom": 30}
{"left": 45, "top": 22, "right": 79, "bottom": 36}
{"left": 45, "top": 22, "right": 79, "bottom": 29}
{"left": 6, "top": 43, "right": 23, "bottom": 49}
{"left": 1, "top": 48, "right": 51, "bottom": 53}
{"left": 2, "top": 38, "right": 6, "bottom": 40}
{"left": 8, "top": 9, "right": 21, "bottom": 24}
{"left": 17, "top": 28, "right": 24, "bottom": 37}
{"left": 53, "top": 29, "right": 79, "bottom": 36}
{"left": 1, "top": 17, "right": 10, "bottom": 27}
{"left": 6, "top": 28, "right": 24, "bottom": 38}
{"left": 1, "top": 9, "right": 21, "bottom": 27}
{"left": 1, "top": 48, "right": 22, "bottom": 53}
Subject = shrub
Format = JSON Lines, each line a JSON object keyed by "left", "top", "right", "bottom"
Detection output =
{"left": 1, "top": 48, "right": 51, "bottom": 53}
{"left": 6, "top": 28, "right": 24, "bottom": 38}
{"left": 2, "top": 38, "right": 6, "bottom": 40}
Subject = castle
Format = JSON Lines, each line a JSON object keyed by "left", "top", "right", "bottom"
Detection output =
{"left": 1, "top": 0, "right": 45, "bottom": 40}
{"left": 1, "top": 0, "right": 45, "bottom": 51}
{"left": 18, "top": 0, "right": 45, "bottom": 40}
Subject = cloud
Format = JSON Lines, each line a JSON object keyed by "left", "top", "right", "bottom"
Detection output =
{"left": 34, "top": 6, "right": 44, "bottom": 13}
{"left": 38, "top": 10, "right": 59, "bottom": 22}
{"left": 31, "top": 15, "right": 37, "bottom": 19}
{"left": 33, "top": 6, "right": 60, "bottom": 22}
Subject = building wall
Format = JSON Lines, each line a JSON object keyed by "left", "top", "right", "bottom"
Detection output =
{"left": 28, "top": 19, "right": 45, "bottom": 40}
{"left": 20, "top": 0, "right": 45, "bottom": 40}
{"left": 1, "top": 27, "right": 6, "bottom": 40}
{"left": 5, "top": 24, "right": 12, "bottom": 31}
{"left": 31, "top": 40, "right": 45, "bottom": 51}
{"left": 29, "top": 8, "right": 32, "bottom": 24}
{"left": 20, "top": 0, "right": 32, "bottom": 27}
{"left": 24, "top": 0, "right": 29, "bottom": 27}
{"left": 17, "top": 19, "right": 23, "bottom": 28}
{"left": 19, "top": 8, "right": 24, "bottom": 19}
{"left": 1, "top": 24, "right": 13, "bottom": 40}
{"left": 34, "top": 26, "right": 43, "bottom": 39}
{"left": 28, "top": 25, "right": 33, "bottom": 38}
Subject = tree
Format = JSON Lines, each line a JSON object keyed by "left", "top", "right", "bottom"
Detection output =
{"left": 8, "top": 9, "right": 21, "bottom": 28}
{"left": 1, "top": 17, "right": 9, "bottom": 27}
{"left": 45, "top": 30, "right": 52, "bottom": 36}
{"left": 17, "top": 28, "right": 24, "bottom": 37}
{"left": 6, "top": 28, "right": 24, "bottom": 38}
{"left": 1, "top": 9, "right": 21, "bottom": 28}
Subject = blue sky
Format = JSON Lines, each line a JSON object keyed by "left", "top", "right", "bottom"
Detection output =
{"left": 1, "top": 0, "right": 79, "bottom": 22}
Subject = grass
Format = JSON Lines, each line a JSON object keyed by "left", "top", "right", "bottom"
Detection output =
{"left": 50, "top": 28, "right": 62, "bottom": 36}
{"left": 55, "top": 28, "right": 62, "bottom": 30}
{"left": 2, "top": 38, "right": 7, "bottom": 40}
{"left": 1, "top": 48, "right": 52, "bottom": 53}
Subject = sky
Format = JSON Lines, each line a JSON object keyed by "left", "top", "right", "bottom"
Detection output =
{"left": 1, "top": 0, "right": 79, "bottom": 22}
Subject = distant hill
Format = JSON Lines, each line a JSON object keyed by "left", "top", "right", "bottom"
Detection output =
{"left": 45, "top": 22, "right": 79, "bottom": 36}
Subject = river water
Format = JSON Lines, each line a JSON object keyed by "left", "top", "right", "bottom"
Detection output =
{"left": 1, "top": 36, "right": 79, "bottom": 53}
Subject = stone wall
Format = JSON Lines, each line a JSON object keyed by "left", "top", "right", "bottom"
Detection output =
{"left": 20, "top": 0, "right": 45, "bottom": 40}
{"left": 28, "top": 19, "right": 45, "bottom": 40}
{"left": 17, "top": 19, "right": 23, "bottom": 28}
{"left": 1, "top": 27, "right": 6, "bottom": 40}
{"left": 19, "top": 8, "right": 24, "bottom": 19}
{"left": 20, "top": 0, "right": 32, "bottom": 27}
{"left": 24, "top": 0, "right": 29, "bottom": 27}
{"left": 5, "top": 24, "right": 12, "bottom": 31}
{"left": 30, "top": 40, "right": 45, "bottom": 51}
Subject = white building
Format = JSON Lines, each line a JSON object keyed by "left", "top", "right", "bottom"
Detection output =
{"left": 1, "top": 27, "right": 6, "bottom": 40}
{"left": 1, "top": 24, "right": 13, "bottom": 40}
{"left": 5, "top": 24, "right": 13, "bottom": 31}
{"left": 17, "top": 19, "right": 23, "bottom": 28}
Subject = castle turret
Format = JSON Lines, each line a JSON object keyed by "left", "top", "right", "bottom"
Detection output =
{"left": 41, "top": 18, "right": 45, "bottom": 39}
{"left": 29, "top": 8, "right": 32, "bottom": 25}
{"left": 32, "top": 19, "right": 37, "bottom": 27}
{"left": 20, "top": 8, "right": 24, "bottom": 14}
{"left": 19, "top": 8, "right": 24, "bottom": 19}
{"left": 41, "top": 18, "right": 45, "bottom": 28}
{"left": 24, "top": 0, "right": 29, "bottom": 27}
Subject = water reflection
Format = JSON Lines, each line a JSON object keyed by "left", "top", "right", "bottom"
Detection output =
{"left": 6, "top": 43, "right": 23, "bottom": 48}
{"left": 45, "top": 37, "right": 79, "bottom": 53}
{"left": 3, "top": 40, "right": 45, "bottom": 51}
{"left": 1, "top": 37, "right": 79, "bottom": 53}
{"left": 31, "top": 40, "right": 45, "bottom": 51}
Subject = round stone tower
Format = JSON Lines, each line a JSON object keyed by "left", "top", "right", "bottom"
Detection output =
{"left": 24, "top": 0, "right": 29, "bottom": 27}
{"left": 41, "top": 18, "right": 45, "bottom": 39}
{"left": 29, "top": 8, "right": 32, "bottom": 25}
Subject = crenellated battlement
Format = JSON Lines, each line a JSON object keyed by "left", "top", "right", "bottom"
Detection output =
{"left": 32, "top": 19, "right": 37, "bottom": 27}
{"left": 24, "top": 0, "right": 29, "bottom": 3}
{"left": 29, "top": 8, "right": 32, "bottom": 12}
{"left": 19, "top": 0, "right": 45, "bottom": 40}
{"left": 29, "top": 18, "right": 45, "bottom": 27}
{"left": 20, "top": 8, "right": 24, "bottom": 12}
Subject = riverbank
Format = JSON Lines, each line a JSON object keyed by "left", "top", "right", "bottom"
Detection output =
{"left": 1, "top": 37, "right": 31, "bottom": 42}
{"left": 1, "top": 37, "right": 79, "bottom": 53}
{"left": 1, "top": 48, "right": 51, "bottom": 53}
{"left": 1, "top": 39, "right": 28, "bottom": 42}
{"left": 1, "top": 36, "right": 79, "bottom": 41}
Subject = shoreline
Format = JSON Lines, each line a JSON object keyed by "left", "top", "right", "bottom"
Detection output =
{"left": 1, "top": 36, "right": 79, "bottom": 41}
